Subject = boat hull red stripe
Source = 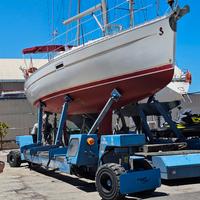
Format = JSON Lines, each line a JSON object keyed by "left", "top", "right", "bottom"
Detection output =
{"left": 35, "top": 64, "right": 174, "bottom": 114}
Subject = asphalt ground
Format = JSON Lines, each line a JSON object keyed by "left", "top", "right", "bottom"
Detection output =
{"left": 1, "top": 150, "right": 200, "bottom": 200}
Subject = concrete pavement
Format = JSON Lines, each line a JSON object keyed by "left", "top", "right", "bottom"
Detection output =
{"left": 1, "top": 150, "right": 200, "bottom": 200}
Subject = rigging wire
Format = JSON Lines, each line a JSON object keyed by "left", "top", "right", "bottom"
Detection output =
{"left": 156, "top": 0, "right": 160, "bottom": 16}
{"left": 68, "top": 0, "right": 72, "bottom": 19}
{"left": 66, "top": 0, "right": 73, "bottom": 44}
{"left": 81, "top": 23, "right": 85, "bottom": 45}
{"left": 47, "top": 0, "right": 51, "bottom": 40}
{"left": 52, "top": 0, "right": 55, "bottom": 43}
{"left": 114, "top": 0, "right": 117, "bottom": 19}
{"left": 77, "top": 0, "right": 81, "bottom": 46}
{"left": 55, "top": 0, "right": 64, "bottom": 30}
{"left": 56, "top": 0, "right": 130, "bottom": 46}
{"left": 140, "top": 0, "right": 147, "bottom": 21}
{"left": 69, "top": 11, "right": 135, "bottom": 46}
{"left": 63, "top": 0, "right": 129, "bottom": 36}
{"left": 60, "top": 0, "right": 66, "bottom": 44}
{"left": 33, "top": 0, "right": 148, "bottom": 55}
{"left": 34, "top": 2, "right": 151, "bottom": 59}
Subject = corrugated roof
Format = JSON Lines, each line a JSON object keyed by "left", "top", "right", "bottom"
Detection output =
{"left": 0, "top": 59, "right": 47, "bottom": 81}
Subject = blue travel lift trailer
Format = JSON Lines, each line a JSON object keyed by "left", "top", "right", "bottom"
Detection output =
{"left": 119, "top": 99, "right": 200, "bottom": 180}
{"left": 7, "top": 89, "right": 161, "bottom": 200}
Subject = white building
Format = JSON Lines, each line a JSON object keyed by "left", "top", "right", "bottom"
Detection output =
{"left": 0, "top": 59, "right": 47, "bottom": 149}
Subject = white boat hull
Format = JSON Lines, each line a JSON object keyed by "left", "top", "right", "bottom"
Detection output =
{"left": 25, "top": 15, "right": 176, "bottom": 114}
{"left": 141, "top": 66, "right": 191, "bottom": 103}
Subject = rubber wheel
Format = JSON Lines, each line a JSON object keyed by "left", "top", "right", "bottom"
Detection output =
{"left": 95, "top": 163, "right": 125, "bottom": 200}
{"left": 7, "top": 150, "right": 21, "bottom": 167}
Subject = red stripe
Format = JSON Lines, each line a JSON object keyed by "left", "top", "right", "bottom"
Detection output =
{"left": 32, "top": 64, "right": 174, "bottom": 114}
{"left": 39, "top": 64, "right": 173, "bottom": 103}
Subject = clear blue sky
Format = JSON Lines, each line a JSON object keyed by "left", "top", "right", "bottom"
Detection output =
{"left": 0, "top": 0, "right": 199, "bottom": 92}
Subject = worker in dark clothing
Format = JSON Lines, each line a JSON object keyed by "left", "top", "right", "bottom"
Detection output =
{"left": 43, "top": 114, "right": 53, "bottom": 144}
{"left": 53, "top": 113, "right": 58, "bottom": 144}
{"left": 63, "top": 122, "right": 69, "bottom": 146}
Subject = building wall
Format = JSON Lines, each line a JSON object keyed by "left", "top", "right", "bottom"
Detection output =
{"left": 181, "top": 94, "right": 200, "bottom": 113}
{"left": 0, "top": 99, "right": 37, "bottom": 141}
{"left": 0, "top": 81, "right": 24, "bottom": 92}
{"left": 0, "top": 59, "right": 47, "bottom": 149}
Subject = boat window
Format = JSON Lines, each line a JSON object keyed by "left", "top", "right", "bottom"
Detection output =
{"left": 55, "top": 63, "right": 64, "bottom": 70}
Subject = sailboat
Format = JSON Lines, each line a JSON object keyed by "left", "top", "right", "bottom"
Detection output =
{"left": 140, "top": 66, "right": 192, "bottom": 103}
{"left": 23, "top": 0, "right": 190, "bottom": 115}
{"left": 154, "top": 66, "right": 191, "bottom": 102}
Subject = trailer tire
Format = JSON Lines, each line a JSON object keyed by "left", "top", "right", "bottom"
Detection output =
{"left": 7, "top": 150, "right": 21, "bottom": 167}
{"left": 95, "top": 163, "right": 125, "bottom": 200}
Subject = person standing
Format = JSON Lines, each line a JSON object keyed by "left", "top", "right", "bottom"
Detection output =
{"left": 43, "top": 114, "right": 53, "bottom": 144}
{"left": 31, "top": 122, "right": 38, "bottom": 143}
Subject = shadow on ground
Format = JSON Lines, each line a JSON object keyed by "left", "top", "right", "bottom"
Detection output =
{"left": 24, "top": 164, "right": 96, "bottom": 193}
{"left": 126, "top": 191, "right": 168, "bottom": 200}
{"left": 162, "top": 177, "right": 200, "bottom": 186}
{"left": 22, "top": 164, "right": 169, "bottom": 199}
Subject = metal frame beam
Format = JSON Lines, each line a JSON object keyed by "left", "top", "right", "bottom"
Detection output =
{"left": 88, "top": 89, "right": 121, "bottom": 135}
{"left": 137, "top": 106, "right": 154, "bottom": 142}
{"left": 153, "top": 100, "right": 185, "bottom": 141}
{"left": 37, "top": 101, "right": 45, "bottom": 144}
{"left": 55, "top": 95, "right": 72, "bottom": 145}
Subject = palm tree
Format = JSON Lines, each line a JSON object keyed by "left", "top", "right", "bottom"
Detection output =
{"left": 0, "top": 122, "right": 9, "bottom": 150}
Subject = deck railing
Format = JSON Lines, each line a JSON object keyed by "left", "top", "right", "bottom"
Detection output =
{"left": 24, "top": 0, "right": 170, "bottom": 61}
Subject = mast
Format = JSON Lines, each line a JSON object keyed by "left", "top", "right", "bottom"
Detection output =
{"left": 129, "top": 0, "right": 134, "bottom": 28}
{"left": 156, "top": 0, "right": 160, "bottom": 16}
{"left": 77, "top": 0, "right": 81, "bottom": 46}
{"left": 63, "top": 1, "right": 107, "bottom": 35}
{"left": 101, "top": 0, "right": 108, "bottom": 31}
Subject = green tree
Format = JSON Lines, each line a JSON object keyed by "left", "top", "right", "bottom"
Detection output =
{"left": 0, "top": 122, "right": 9, "bottom": 150}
